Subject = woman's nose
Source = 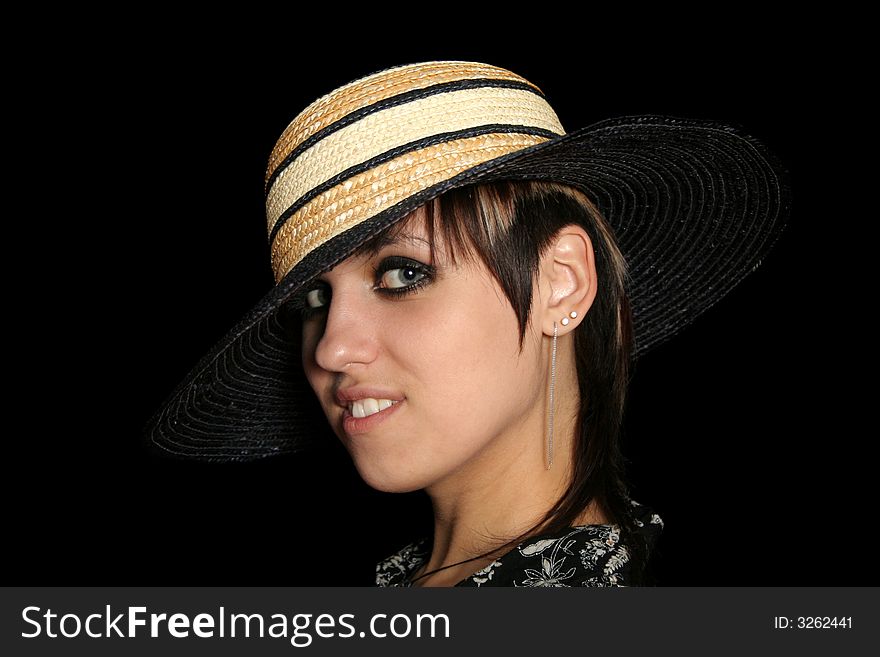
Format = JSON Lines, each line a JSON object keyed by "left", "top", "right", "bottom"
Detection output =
{"left": 313, "top": 290, "right": 379, "bottom": 373}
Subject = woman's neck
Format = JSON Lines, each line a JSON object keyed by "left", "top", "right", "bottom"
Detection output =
{"left": 415, "top": 360, "right": 584, "bottom": 587}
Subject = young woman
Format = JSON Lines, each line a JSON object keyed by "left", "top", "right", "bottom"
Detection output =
{"left": 145, "top": 60, "right": 790, "bottom": 587}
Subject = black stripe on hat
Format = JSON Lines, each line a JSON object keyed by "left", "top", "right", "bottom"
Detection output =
{"left": 265, "top": 78, "right": 549, "bottom": 195}
{"left": 268, "top": 124, "right": 562, "bottom": 248}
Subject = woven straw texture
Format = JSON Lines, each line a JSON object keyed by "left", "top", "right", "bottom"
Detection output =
{"left": 145, "top": 61, "right": 791, "bottom": 461}
{"left": 266, "top": 61, "right": 543, "bottom": 182}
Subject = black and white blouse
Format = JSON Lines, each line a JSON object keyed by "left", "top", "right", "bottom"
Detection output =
{"left": 376, "top": 499, "right": 663, "bottom": 587}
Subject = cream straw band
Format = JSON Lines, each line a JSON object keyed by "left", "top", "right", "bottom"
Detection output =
{"left": 265, "top": 85, "right": 565, "bottom": 231}
{"left": 265, "top": 61, "right": 543, "bottom": 181}
{"left": 270, "top": 131, "right": 552, "bottom": 282}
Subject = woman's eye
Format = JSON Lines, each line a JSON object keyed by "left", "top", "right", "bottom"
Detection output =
{"left": 380, "top": 265, "right": 426, "bottom": 289}
{"left": 306, "top": 286, "right": 330, "bottom": 309}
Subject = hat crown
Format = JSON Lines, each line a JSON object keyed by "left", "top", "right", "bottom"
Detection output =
{"left": 263, "top": 61, "right": 566, "bottom": 283}
{"left": 266, "top": 61, "right": 555, "bottom": 185}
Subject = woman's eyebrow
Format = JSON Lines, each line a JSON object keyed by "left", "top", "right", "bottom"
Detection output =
{"left": 355, "top": 231, "right": 430, "bottom": 258}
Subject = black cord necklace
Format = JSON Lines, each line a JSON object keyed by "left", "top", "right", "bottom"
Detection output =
{"left": 406, "top": 553, "right": 497, "bottom": 586}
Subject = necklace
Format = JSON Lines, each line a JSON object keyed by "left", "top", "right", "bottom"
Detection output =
{"left": 406, "top": 553, "right": 496, "bottom": 586}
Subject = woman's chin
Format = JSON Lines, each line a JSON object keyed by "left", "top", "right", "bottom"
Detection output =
{"left": 354, "top": 464, "right": 430, "bottom": 494}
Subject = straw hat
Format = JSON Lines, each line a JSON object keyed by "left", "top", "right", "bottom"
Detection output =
{"left": 145, "top": 60, "right": 790, "bottom": 460}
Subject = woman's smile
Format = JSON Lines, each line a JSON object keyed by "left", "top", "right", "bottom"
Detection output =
{"left": 342, "top": 398, "right": 404, "bottom": 436}
{"left": 334, "top": 385, "right": 407, "bottom": 435}
{"left": 349, "top": 398, "right": 397, "bottom": 418}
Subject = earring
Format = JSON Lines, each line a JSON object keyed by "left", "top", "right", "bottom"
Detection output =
{"left": 547, "top": 312, "right": 577, "bottom": 469}
{"left": 547, "top": 320, "right": 558, "bottom": 470}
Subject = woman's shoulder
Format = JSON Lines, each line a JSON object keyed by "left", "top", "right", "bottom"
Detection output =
{"left": 375, "top": 500, "right": 663, "bottom": 587}
{"left": 459, "top": 499, "right": 663, "bottom": 587}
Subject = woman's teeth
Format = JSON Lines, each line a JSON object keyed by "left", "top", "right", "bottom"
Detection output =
{"left": 349, "top": 398, "right": 396, "bottom": 418}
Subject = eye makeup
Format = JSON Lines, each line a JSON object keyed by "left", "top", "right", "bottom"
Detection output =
{"left": 291, "top": 255, "right": 436, "bottom": 320}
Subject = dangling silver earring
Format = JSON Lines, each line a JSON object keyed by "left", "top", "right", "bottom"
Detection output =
{"left": 547, "top": 320, "right": 558, "bottom": 470}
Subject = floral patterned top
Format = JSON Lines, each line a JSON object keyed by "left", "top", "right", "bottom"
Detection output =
{"left": 376, "top": 499, "right": 663, "bottom": 587}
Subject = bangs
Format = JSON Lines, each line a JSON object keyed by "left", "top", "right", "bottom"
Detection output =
{"left": 350, "top": 183, "right": 517, "bottom": 270}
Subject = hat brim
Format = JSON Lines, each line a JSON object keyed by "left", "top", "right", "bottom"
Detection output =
{"left": 145, "top": 115, "right": 791, "bottom": 461}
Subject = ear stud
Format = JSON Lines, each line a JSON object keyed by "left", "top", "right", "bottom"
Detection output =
{"left": 561, "top": 311, "right": 577, "bottom": 326}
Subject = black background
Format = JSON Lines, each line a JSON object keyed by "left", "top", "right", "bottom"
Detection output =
{"left": 13, "top": 18, "right": 870, "bottom": 585}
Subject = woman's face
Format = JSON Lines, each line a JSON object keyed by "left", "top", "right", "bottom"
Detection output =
{"left": 300, "top": 207, "right": 547, "bottom": 493}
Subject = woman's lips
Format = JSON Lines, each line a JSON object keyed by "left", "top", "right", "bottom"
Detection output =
{"left": 342, "top": 399, "right": 403, "bottom": 435}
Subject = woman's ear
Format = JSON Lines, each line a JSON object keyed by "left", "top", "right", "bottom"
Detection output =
{"left": 537, "top": 224, "right": 597, "bottom": 337}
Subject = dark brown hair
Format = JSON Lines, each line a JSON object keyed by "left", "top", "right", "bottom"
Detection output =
{"left": 354, "top": 179, "right": 651, "bottom": 584}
